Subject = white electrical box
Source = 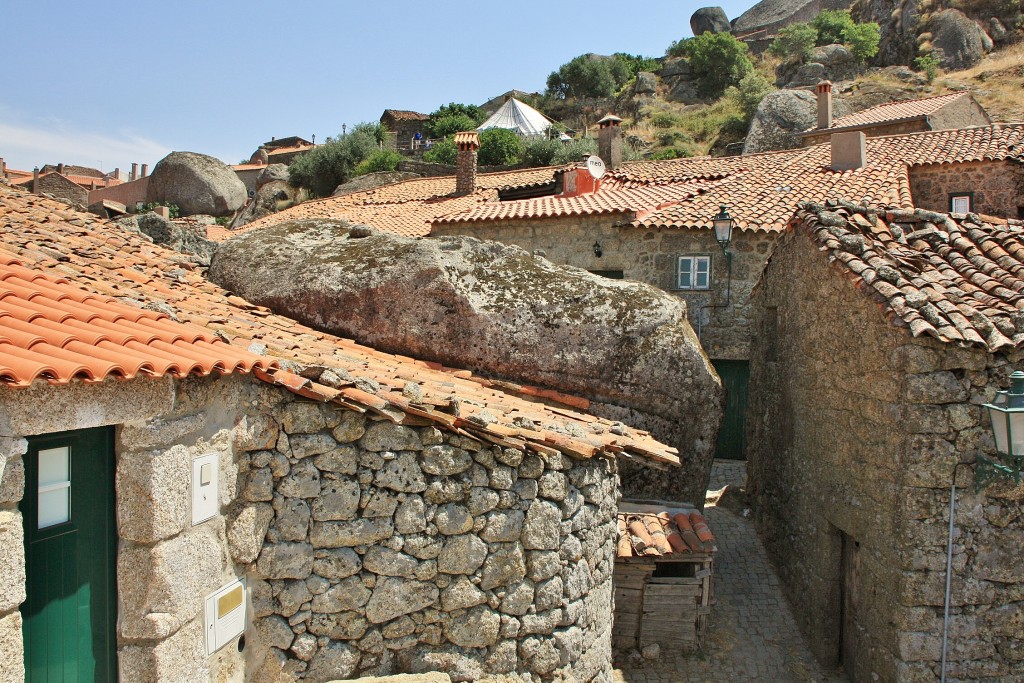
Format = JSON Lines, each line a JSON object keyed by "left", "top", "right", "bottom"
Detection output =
{"left": 205, "top": 579, "right": 247, "bottom": 655}
{"left": 191, "top": 453, "right": 218, "bottom": 525}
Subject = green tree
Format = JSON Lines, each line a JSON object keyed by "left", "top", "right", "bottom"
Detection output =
{"left": 769, "top": 23, "right": 818, "bottom": 62}
{"left": 612, "top": 53, "right": 660, "bottom": 79}
{"left": 676, "top": 32, "right": 753, "bottom": 99}
{"left": 551, "top": 137, "right": 598, "bottom": 165}
{"left": 288, "top": 122, "right": 386, "bottom": 197}
{"left": 844, "top": 22, "right": 881, "bottom": 63}
{"left": 425, "top": 103, "right": 486, "bottom": 138}
{"left": 478, "top": 128, "right": 525, "bottom": 166}
{"left": 812, "top": 9, "right": 856, "bottom": 45}
{"left": 914, "top": 53, "right": 940, "bottom": 83}
{"left": 546, "top": 53, "right": 634, "bottom": 99}
{"left": 521, "top": 137, "right": 563, "bottom": 167}
{"left": 352, "top": 149, "right": 401, "bottom": 176}
{"left": 729, "top": 70, "right": 775, "bottom": 120}
{"left": 422, "top": 138, "right": 458, "bottom": 165}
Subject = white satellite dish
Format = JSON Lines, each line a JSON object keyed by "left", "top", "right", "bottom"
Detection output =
{"left": 585, "top": 155, "right": 607, "bottom": 179}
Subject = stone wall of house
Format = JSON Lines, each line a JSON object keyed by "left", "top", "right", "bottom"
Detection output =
{"left": 432, "top": 217, "right": 776, "bottom": 361}
{"left": 29, "top": 173, "right": 89, "bottom": 206}
{"left": 88, "top": 176, "right": 149, "bottom": 209}
{"left": 243, "top": 389, "right": 620, "bottom": 683}
{"left": 909, "top": 160, "right": 1021, "bottom": 218}
{"left": 926, "top": 95, "right": 991, "bottom": 132}
{"left": 748, "top": 228, "right": 1024, "bottom": 682}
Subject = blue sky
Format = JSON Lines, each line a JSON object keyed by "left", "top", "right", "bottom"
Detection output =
{"left": 2, "top": 1, "right": 757, "bottom": 172}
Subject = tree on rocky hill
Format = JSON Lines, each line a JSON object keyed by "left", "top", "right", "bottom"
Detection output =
{"left": 669, "top": 32, "right": 754, "bottom": 99}
{"left": 288, "top": 123, "right": 387, "bottom": 197}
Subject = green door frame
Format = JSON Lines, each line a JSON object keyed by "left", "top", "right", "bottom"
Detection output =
{"left": 712, "top": 359, "right": 750, "bottom": 461}
{"left": 21, "top": 426, "right": 118, "bottom": 682}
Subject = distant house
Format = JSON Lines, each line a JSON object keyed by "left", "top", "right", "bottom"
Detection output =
{"left": 747, "top": 201, "right": 1024, "bottom": 681}
{"left": 379, "top": 109, "right": 430, "bottom": 151}
{"left": 801, "top": 85, "right": 992, "bottom": 147}
{"left": 258, "top": 136, "right": 315, "bottom": 165}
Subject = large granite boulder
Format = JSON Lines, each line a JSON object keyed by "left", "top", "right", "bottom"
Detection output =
{"left": 778, "top": 43, "right": 860, "bottom": 86}
{"left": 733, "top": 0, "right": 853, "bottom": 35}
{"left": 691, "top": 7, "right": 731, "bottom": 35}
{"left": 256, "top": 163, "right": 290, "bottom": 189}
{"left": 231, "top": 180, "right": 301, "bottom": 228}
{"left": 928, "top": 9, "right": 991, "bottom": 71}
{"left": 851, "top": 0, "right": 920, "bottom": 66}
{"left": 146, "top": 151, "right": 247, "bottom": 217}
{"left": 743, "top": 89, "right": 818, "bottom": 153}
{"left": 111, "top": 212, "right": 217, "bottom": 264}
{"left": 633, "top": 71, "right": 658, "bottom": 96}
{"left": 210, "top": 220, "right": 725, "bottom": 504}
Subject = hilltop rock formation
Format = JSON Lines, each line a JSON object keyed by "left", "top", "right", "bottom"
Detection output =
{"left": 928, "top": 9, "right": 992, "bottom": 70}
{"left": 210, "top": 219, "right": 724, "bottom": 504}
{"left": 744, "top": 90, "right": 818, "bottom": 153}
{"left": 146, "top": 151, "right": 247, "bottom": 217}
{"left": 732, "top": 0, "right": 853, "bottom": 35}
{"left": 691, "top": 7, "right": 731, "bottom": 35}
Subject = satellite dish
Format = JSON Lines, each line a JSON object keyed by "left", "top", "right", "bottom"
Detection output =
{"left": 585, "top": 155, "right": 607, "bottom": 179}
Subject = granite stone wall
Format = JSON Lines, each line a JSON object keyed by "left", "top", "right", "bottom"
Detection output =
{"left": 748, "top": 227, "right": 1024, "bottom": 682}
{"left": 432, "top": 218, "right": 776, "bottom": 361}
{"left": 242, "top": 391, "right": 620, "bottom": 683}
{"left": 909, "top": 160, "right": 1022, "bottom": 218}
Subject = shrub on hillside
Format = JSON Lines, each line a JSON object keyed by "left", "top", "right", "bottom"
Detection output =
{"left": 522, "top": 137, "right": 562, "bottom": 167}
{"left": 423, "top": 138, "right": 458, "bottom": 165}
{"left": 813, "top": 10, "right": 856, "bottom": 46}
{"left": 729, "top": 70, "right": 775, "bottom": 120}
{"left": 288, "top": 123, "right": 386, "bottom": 197}
{"left": 353, "top": 149, "right": 401, "bottom": 177}
{"left": 545, "top": 53, "right": 636, "bottom": 99}
{"left": 769, "top": 10, "right": 879, "bottom": 66}
{"left": 425, "top": 103, "right": 486, "bottom": 138}
{"left": 478, "top": 128, "right": 525, "bottom": 166}
{"left": 844, "top": 22, "right": 881, "bottom": 63}
{"left": 551, "top": 137, "right": 598, "bottom": 165}
{"left": 769, "top": 23, "right": 817, "bottom": 62}
{"left": 672, "top": 33, "right": 753, "bottom": 99}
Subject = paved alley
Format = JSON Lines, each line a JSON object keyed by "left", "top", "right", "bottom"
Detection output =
{"left": 612, "top": 461, "right": 846, "bottom": 683}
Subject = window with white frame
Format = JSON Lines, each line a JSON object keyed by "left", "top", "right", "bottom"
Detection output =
{"left": 677, "top": 255, "right": 711, "bottom": 290}
{"left": 950, "top": 193, "right": 972, "bottom": 214}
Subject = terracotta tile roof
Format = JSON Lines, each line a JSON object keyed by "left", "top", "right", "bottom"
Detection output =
{"left": 453, "top": 131, "right": 480, "bottom": 147}
{"left": 616, "top": 508, "right": 716, "bottom": 559}
{"left": 267, "top": 145, "right": 312, "bottom": 157}
{"left": 382, "top": 109, "right": 430, "bottom": 122}
{"left": 793, "top": 200, "right": 1024, "bottom": 351}
{"left": 12, "top": 171, "right": 123, "bottom": 190}
{"left": 234, "top": 167, "right": 564, "bottom": 239}
{"left": 3, "top": 169, "right": 33, "bottom": 183}
{"left": 232, "top": 163, "right": 267, "bottom": 171}
{"left": 0, "top": 250, "right": 272, "bottom": 387}
{"left": 0, "top": 184, "right": 678, "bottom": 466}
{"left": 807, "top": 92, "right": 969, "bottom": 133}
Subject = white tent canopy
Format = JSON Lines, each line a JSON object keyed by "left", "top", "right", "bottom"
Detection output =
{"left": 477, "top": 97, "right": 553, "bottom": 137}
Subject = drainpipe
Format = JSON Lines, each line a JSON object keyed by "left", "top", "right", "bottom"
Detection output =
{"left": 696, "top": 251, "right": 733, "bottom": 343}
{"left": 941, "top": 462, "right": 970, "bottom": 683}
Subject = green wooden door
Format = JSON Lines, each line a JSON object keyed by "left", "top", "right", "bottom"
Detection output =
{"left": 21, "top": 427, "right": 118, "bottom": 682}
{"left": 712, "top": 360, "right": 750, "bottom": 461}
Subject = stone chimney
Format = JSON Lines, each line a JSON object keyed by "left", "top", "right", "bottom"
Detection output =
{"left": 131, "top": 162, "right": 138, "bottom": 181}
{"left": 113, "top": 167, "right": 120, "bottom": 180}
{"left": 454, "top": 131, "right": 480, "bottom": 197}
{"left": 141, "top": 163, "right": 149, "bottom": 178}
{"left": 0, "top": 158, "right": 6, "bottom": 180}
{"left": 816, "top": 80, "right": 833, "bottom": 130}
{"left": 831, "top": 130, "right": 867, "bottom": 171}
{"left": 32, "top": 167, "right": 39, "bottom": 193}
{"left": 597, "top": 113, "right": 623, "bottom": 169}
{"left": 56, "top": 163, "right": 65, "bottom": 175}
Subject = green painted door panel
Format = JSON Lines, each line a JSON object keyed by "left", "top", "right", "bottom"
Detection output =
{"left": 21, "top": 427, "right": 117, "bottom": 682}
{"left": 712, "top": 359, "right": 749, "bottom": 461}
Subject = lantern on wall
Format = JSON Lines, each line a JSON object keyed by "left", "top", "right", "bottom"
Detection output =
{"left": 978, "top": 370, "right": 1024, "bottom": 488}
{"left": 712, "top": 205, "right": 734, "bottom": 250}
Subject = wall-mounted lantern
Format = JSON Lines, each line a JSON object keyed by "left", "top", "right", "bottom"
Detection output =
{"left": 712, "top": 205, "right": 734, "bottom": 250}
{"left": 978, "top": 370, "right": 1024, "bottom": 488}
{"left": 593, "top": 241, "right": 603, "bottom": 258}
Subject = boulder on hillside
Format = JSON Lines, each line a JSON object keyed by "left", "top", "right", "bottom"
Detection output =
{"left": 210, "top": 220, "right": 724, "bottom": 504}
{"left": 778, "top": 43, "right": 860, "bottom": 86}
{"left": 850, "top": 0, "right": 920, "bottom": 66}
{"left": 928, "top": 9, "right": 991, "bottom": 71}
{"left": 256, "top": 163, "right": 290, "bottom": 189}
{"left": 732, "top": 0, "right": 854, "bottom": 35}
{"left": 146, "top": 151, "right": 247, "bottom": 217}
{"left": 743, "top": 89, "right": 818, "bottom": 153}
{"left": 111, "top": 212, "right": 217, "bottom": 264}
{"left": 332, "top": 172, "right": 422, "bottom": 197}
{"left": 633, "top": 71, "right": 658, "bottom": 96}
{"left": 691, "top": 7, "right": 731, "bottom": 35}
{"left": 231, "top": 180, "right": 301, "bottom": 228}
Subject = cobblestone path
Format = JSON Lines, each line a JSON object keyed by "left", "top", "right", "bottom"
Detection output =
{"left": 612, "top": 460, "right": 847, "bottom": 683}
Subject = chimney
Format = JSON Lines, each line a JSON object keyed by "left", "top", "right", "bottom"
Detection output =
{"left": 831, "top": 130, "right": 867, "bottom": 171}
{"left": 141, "top": 163, "right": 149, "bottom": 178}
{"left": 597, "top": 113, "right": 623, "bottom": 170}
{"left": 131, "top": 162, "right": 138, "bottom": 181}
{"left": 113, "top": 167, "right": 120, "bottom": 180}
{"left": 816, "top": 80, "right": 833, "bottom": 130}
{"left": 32, "top": 167, "right": 39, "bottom": 193}
{"left": 0, "top": 158, "right": 5, "bottom": 179}
{"left": 57, "top": 163, "right": 65, "bottom": 175}
{"left": 454, "top": 131, "right": 480, "bottom": 196}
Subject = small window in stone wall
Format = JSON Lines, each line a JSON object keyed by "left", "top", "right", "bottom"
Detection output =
{"left": 677, "top": 255, "right": 711, "bottom": 290}
{"left": 950, "top": 193, "right": 973, "bottom": 214}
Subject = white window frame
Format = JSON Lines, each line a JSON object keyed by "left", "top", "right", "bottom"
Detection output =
{"left": 950, "top": 194, "right": 972, "bottom": 214}
{"left": 677, "top": 255, "right": 712, "bottom": 291}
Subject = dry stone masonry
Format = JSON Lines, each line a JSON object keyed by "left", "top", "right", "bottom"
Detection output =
{"left": 242, "top": 389, "right": 621, "bottom": 682}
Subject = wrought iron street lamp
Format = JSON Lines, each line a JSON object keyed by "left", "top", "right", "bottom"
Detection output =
{"left": 979, "top": 370, "right": 1024, "bottom": 487}
{"left": 712, "top": 205, "right": 734, "bottom": 250}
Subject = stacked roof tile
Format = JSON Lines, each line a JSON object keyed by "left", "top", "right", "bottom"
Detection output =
{"left": 616, "top": 509, "right": 716, "bottom": 559}
{"left": 0, "top": 184, "right": 678, "bottom": 467}
{"left": 793, "top": 200, "right": 1024, "bottom": 351}
{"left": 807, "top": 92, "right": 970, "bottom": 132}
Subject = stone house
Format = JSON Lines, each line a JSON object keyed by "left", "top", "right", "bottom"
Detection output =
{"left": 801, "top": 86, "right": 992, "bottom": 147}
{"left": 237, "top": 122, "right": 1024, "bottom": 464}
{"left": 747, "top": 201, "right": 1024, "bottom": 682}
{"left": 380, "top": 110, "right": 430, "bottom": 152}
{"left": 0, "top": 184, "right": 680, "bottom": 682}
